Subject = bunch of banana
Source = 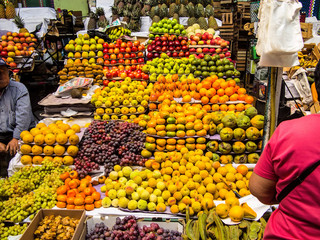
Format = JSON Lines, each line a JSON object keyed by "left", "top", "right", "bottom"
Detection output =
{"left": 106, "top": 26, "right": 131, "bottom": 40}
{"left": 298, "top": 52, "right": 318, "bottom": 68}
{"left": 183, "top": 208, "right": 267, "bottom": 240}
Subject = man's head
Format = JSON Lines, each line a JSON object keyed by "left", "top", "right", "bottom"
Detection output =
{"left": 0, "top": 58, "right": 9, "bottom": 89}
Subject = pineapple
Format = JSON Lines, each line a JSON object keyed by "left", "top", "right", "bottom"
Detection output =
{"left": 116, "top": 1, "right": 124, "bottom": 16}
{"left": 14, "top": 14, "right": 28, "bottom": 33}
{"left": 152, "top": 15, "right": 160, "bottom": 23}
{"left": 96, "top": 7, "right": 108, "bottom": 28}
{"left": 195, "top": 3, "right": 205, "bottom": 18}
{"left": 205, "top": 5, "right": 214, "bottom": 18}
{"left": 0, "top": 3, "right": 5, "bottom": 19}
{"left": 198, "top": 17, "right": 208, "bottom": 30}
{"left": 173, "top": 13, "right": 179, "bottom": 24}
{"left": 159, "top": 4, "right": 168, "bottom": 18}
{"left": 208, "top": 16, "right": 218, "bottom": 30}
{"left": 87, "top": 12, "right": 97, "bottom": 30}
{"left": 168, "top": 3, "right": 178, "bottom": 17}
{"left": 111, "top": 6, "right": 119, "bottom": 22}
{"left": 187, "top": 17, "right": 197, "bottom": 26}
{"left": 5, "top": 0, "right": 15, "bottom": 19}
{"left": 178, "top": 4, "right": 187, "bottom": 17}
{"left": 186, "top": 2, "right": 194, "bottom": 17}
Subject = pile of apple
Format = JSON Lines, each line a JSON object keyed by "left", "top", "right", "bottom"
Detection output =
{"left": 104, "top": 65, "right": 149, "bottom": 81}
{"left": 146, "top": 35, "right": 189, "bottom": 60}
{"left": 103, "top": 39, "right": 145, "bottom": 66}
{"left": 189, "top": 33, "right": 231, "bottom": 59}
{"left": 0, "top": 32, "right": 37, "bottom": 68}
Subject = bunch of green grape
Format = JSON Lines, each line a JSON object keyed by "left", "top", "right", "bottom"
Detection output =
{"left": 0, "top": 162, "right": 70, "bottom": 223}
{"left": 0, "top": 223, "right": 28, "bottom": 240}
{"left": 0, "top": 161, "right": 69, "bottom": 200}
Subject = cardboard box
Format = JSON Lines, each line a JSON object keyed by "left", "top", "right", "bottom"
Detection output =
{"left": 20, "top": 209, "right": 86, "bottom": 240}
{"left": 79, "top": 215, "right": 184, "bottom": 240}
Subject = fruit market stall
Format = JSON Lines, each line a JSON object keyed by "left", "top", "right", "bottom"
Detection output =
{"left": 0, "top": 3, "right": 278, "bottom": 239}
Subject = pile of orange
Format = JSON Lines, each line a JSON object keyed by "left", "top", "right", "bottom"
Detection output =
{"left": 136, "top": 103, "right": 213, "bottom": 156}
{"left": 19, "top": 121, "right": 81, "bottom": 165}
{"left": 149, "top": 74, "right": 255, "bottom": 111}
{"left": 56, "top": 170, "right": 102, "bottom": 211}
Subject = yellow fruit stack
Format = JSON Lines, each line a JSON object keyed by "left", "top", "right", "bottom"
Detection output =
{"left": 19, "top": 121, "right": 81, "bottom": 165}
{"left": 91, "top": 77, "right": 153, "bottom": 121}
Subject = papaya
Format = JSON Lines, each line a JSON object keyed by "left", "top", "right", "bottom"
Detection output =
{"left": 207, "top": 141, "right": 219, "bottom": 152}
{"left": 245, "top": 107, "right": 258, "bottom": 119}
{"left": 208, "top": 123, "right": 217, "bottom": 135}
{"left": 217, "top": 123, "right": 224, "bottom": 134}
{"left": 241, "top": 203, "right": 257, "bottom": 219}
{"left": 236, "top": 115, "right": 251, "bottom": 129}
{"left": 218, "top": 142, "right": 232, "bottom": 154}
{"left": 212, "top": 153, "right": 220, "bottom": 162}
{"left": 246, "top": 141, "right": 257, "bottom": 153}
{"left": 246, "top": 127, "right": 260, "bottom": 141}
{"left": 211, "top": 112, "right": 225, "bottom": 125}
{"left": 233, "top": 128, "right": 246, "bottom": 141}
{"left": 250, "top": 115, "right": 264, "bottom": 129}
{"left": 221, "top": 114, "right": 237, "bottom": 129}
{"left": 232, "top": 141, "right": 246, "bottom": 154}
{"left": 202, "top": 114, "right": 212, "bottom": 124}
{"left": 248, "top": 153, "right": 260, "bottom": 163}
{"left": 220, "top": 127, "right": 234, "bottom": 141}
{"left": 234, "top": 154, "right": 248, "bottom": 164}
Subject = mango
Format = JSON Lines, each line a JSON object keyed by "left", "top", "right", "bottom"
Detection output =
{"left": 232, "top": 141, "right": 246, "bottom": 154}
{"left": 220, "top": 127, "right": 234, "bottom": 141}
{"left": 206, "top": 141, "right": 219, "bottom": 152}
{"left": 236, "top": 115, "right": 251, "bottom": 129}
{"left": 246, "top": 127, "right": 260, "bottom": 141}
{"left": 234, "top": 154, "right": 248, "bottom": 164}
{"left": 211, "top": 112, "right": 225, "bottom": 125}
{"left": 245, "top": 107, "right": 258, "bottom": 119}
{"left": 221, "top": 114, "right": 237, "bottom": 129}
{"left": 251, "top": 115, "right": 264, "bottom": 129}
{"left": 218, "top": 142, "right": 232, "bottom": 154}
{"left": 217, "top": 123, "right": 224, "bottom": 134}
{"left": 245, "top": 141, "right": 257, "bottom": 152}
{"left": 248, "top": 153, "right": 260, "bottom": 163}
{"left": 233, "top": 128, "right": 246, "bottom": 141}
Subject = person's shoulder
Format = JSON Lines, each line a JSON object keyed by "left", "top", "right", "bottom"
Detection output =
{"left": 278, "top": 114, "right": 320, "bottom": 128}
{"left": 8, "top": 81, "right": 28, "bottom": 93}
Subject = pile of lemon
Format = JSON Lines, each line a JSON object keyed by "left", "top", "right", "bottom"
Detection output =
{"left": 20, "top": 121, "right": 81, "bottom": 165}
{"left": 91, "top": 78, "right": 153, "bottom": 121}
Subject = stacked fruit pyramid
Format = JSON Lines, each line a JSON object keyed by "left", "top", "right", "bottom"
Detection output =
{"left": 19, "top": 121, "right": 81, "bottom": 166}
{"left": 61, "top": 34, "right": 105, "bottom": 85}
{"left": 0, "top": 31, "right": 38, "bottom": 69}
{"left": 147, "top": 34, "right": 190, "bottom": 60}
{"left": 56, "top": 171, "right": 102, "bottom": 211}
{"left": 187, "top": 24, "right": 232, "bottom": 60}
{"left": 142, "top": 53, "right": 240, "bottom": 84}
{"left": 91, "top": 77, "right": 153, "bottom": 121}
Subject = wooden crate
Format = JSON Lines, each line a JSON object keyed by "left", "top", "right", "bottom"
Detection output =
{"left": 301, "top": 22, "right": 313, "bottom": 39}
{"left": 237, "top": 1, "right": 251, "bottom": 19}
{"left": 219, "top": 24, "right": 236, "bottom": 41}
{"left": 222, "top": 13, "right": 233, "bottom": 24}
{"left": 221, "top": 0, "right": 234, "bottom": 5}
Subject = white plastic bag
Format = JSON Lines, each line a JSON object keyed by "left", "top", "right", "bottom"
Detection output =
{"left": 256, "top": 0, "right": 303, "bottom": 67}
{"left": 292, "top": 68, "right": 313, "bottom": 105}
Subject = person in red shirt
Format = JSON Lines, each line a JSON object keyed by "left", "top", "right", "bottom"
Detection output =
{"left": 249, "top": 65, "right": 320, "bottom": 239}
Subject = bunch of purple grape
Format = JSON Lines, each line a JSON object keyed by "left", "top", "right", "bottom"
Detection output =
{"left": 86, "top": 216, "right": 183, "bottom": 240}
{"left": 74, "top": 121, "right": 146, "bottom": 178}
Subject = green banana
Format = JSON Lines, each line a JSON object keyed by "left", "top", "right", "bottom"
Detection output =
{"left": 225, "top": 226, "right": 230, "bottom": 239}
{"left": 213, "top": 212, "right": 227, "bottom": 240}
{"left": 186, "top": 220, "right": 198, "bottom": 240}
{"left": 198, "top": 212, "right": 207, "bottom": 240}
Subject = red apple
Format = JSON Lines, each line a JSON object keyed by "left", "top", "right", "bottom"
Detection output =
{"left": 189, "top": 48, "right": 196, "bottom": 52}
{"left": 216, "top": 48, "right": 222, "bottom": 54}
{"left": 203, "top": 48, "right": 209, "bottom": 53}
{"left": 198, "top": 53, "right": 204, "bottom": 59}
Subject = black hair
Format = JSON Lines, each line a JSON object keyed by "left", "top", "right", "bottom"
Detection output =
{"left": 315, "top": 60, "right": 320, "bottom": 97}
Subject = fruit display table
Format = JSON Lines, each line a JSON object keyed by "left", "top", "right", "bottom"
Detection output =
{"left": 0, "top": 7, "right": 56, "bottom": 37}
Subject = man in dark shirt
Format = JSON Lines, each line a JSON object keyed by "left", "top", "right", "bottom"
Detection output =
{"left": 0, "top": 58, "right": 35, "bottom": 177}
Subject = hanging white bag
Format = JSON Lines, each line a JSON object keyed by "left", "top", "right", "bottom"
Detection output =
{"left": 256, "top": 0, "right": 303, "bottom": 67}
